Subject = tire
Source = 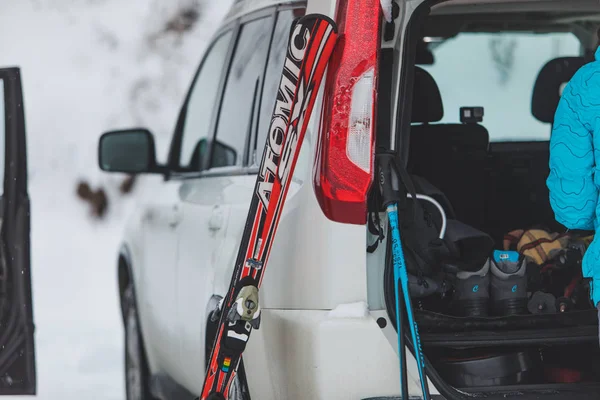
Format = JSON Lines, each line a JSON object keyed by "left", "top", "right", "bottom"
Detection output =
{"left": 123, "top": 285, "right": 158, "bottom": 400}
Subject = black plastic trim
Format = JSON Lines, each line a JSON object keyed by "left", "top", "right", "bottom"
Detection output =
{"left": 458, "top": 383, "right": 600, "bottom": 400}
{"left": 421, "top": 325, "right": 598, "bottom": 348}
{"left": 376, "top": 48, "right": 394, "bottom": 154}
{"left": 394, "top": 1, "right": 433, "bottom": 163}
{"left": 362, "top": 397, "right": 445, "bottom": 400}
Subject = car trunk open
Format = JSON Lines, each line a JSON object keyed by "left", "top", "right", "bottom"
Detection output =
{"left": 378, "top": 0, "right": 600, "bottom": 398}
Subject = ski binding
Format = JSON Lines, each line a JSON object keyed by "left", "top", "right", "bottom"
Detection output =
{"left": 226, "top": 285, "right": 261, "bottom": 330}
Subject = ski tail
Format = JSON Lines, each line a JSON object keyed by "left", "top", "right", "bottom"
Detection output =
{"left": 387, "top": 203, "right": 431, "bottom": 399}
{"left": 199, "top": 14, "right": 338, "bottom": 400}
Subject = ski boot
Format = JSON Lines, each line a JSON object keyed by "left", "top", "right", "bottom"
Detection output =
{"left": 490, "top": 250, "right": 528, "bottom": 316}
{"left": 452, "top": 259, "right": 491, "bottom": 317}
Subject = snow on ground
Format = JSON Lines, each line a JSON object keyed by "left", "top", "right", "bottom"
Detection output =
{"left": 0, "top": 0, "right": 231, "bottom": 398}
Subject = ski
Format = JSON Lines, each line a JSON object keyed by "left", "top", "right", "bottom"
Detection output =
{"left": 378, "top": 153, "right": 431, "bottom": 400}
{"left": 199, "top": 14, "right": 338, "bottom": 400}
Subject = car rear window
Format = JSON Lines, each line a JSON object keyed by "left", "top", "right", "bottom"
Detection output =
{"left": 421, "top": 32, "right": 581, "bottom": 142}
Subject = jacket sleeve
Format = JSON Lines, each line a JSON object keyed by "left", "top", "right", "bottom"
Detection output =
{"left": 547, "top": 73, "right": 598, "bottom": 231}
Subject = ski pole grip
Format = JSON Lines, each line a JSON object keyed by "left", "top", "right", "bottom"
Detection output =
{"left": 377, "top": 152, "right": 403, "bottom": 207}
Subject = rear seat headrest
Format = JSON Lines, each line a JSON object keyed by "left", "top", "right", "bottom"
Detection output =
{"left": 412, "top": 67, "right": 443, "bottom": 123}
{"left": 531, "top": 56, "right": 586, "bottom": 124}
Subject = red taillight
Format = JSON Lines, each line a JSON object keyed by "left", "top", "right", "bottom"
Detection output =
{"left": 313, "top": 0, "right": 381, "bottom": 225}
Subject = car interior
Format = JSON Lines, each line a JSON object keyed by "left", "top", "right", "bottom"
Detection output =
{"left": 389, "top": 0, "right": 600, "bottom": 394}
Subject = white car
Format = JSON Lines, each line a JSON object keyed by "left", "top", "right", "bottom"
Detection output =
{"left": 98, "top": 0, "right": 600, "bottom": 399}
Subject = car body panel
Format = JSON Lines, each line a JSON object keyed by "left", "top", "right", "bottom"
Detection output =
{"left": 241, "top": 308, "right": 439, "bottom": 399}
{"left": 124, "top": 175, "right": 181, "bottom": 374}
{"left": 173, "top": 175, "right": 231, "bottom": 390}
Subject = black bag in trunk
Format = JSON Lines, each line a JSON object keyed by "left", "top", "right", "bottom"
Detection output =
{"left": 396, "top": 174, "right": 495, "bottom": 284}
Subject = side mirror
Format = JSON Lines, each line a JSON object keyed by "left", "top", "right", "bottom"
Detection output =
{"left": 98, "top": 128, "right": 162, "bottom": 174}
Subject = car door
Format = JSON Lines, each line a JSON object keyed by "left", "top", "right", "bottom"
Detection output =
{"left": 136, "top": 27, "right": 237, "bottom": 380}
{"left": 157, "top": 24, "right": 236, "bottom": 386}
{"left": 135, "top": 175, "right": 182, "bottom": 375}
{"left": 0, "top": 67, "right": 36, "bottom": 395}
{"left": 172, "top": 11, "right": 276, "bottom": 393}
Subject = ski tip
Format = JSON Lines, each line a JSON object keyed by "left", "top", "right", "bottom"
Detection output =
{"left": 298, "top": 13, "right": 339, "bottom": 34}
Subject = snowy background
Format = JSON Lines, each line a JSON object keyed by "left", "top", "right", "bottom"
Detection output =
{"left": 0, "top": 0, "right": 231, "bottom": 398}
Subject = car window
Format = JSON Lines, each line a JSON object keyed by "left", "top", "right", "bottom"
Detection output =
{"left": 420, "top": 32, "right": 581, "bottom": 142}
{"left": 253, "top": 9, "right": 305, "bottom": 167}
{"left": 179, "top": 30, "right": 233, "bottom": 170}
{"left": 210, "top": 16, "right": 274, "bottom": 169}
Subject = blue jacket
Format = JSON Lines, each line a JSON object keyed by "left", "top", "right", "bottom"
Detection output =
{"left": 547, "top": 47, "right": 600, "bottom": 307}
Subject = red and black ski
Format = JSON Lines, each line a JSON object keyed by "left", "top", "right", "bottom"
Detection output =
{"left": 199, "top": 14, "right": 338, "bottom": 400}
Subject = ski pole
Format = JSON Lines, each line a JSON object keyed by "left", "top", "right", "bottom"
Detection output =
{"left": 396, "top": 274, "right": 410, "bottom": 399}
{"left": 377, "top": 152, "right": 431, "bottom": 400}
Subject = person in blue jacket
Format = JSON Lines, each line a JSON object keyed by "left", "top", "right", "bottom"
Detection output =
{"left": 547, "top": 30, "right": 600, "bottom": 329}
